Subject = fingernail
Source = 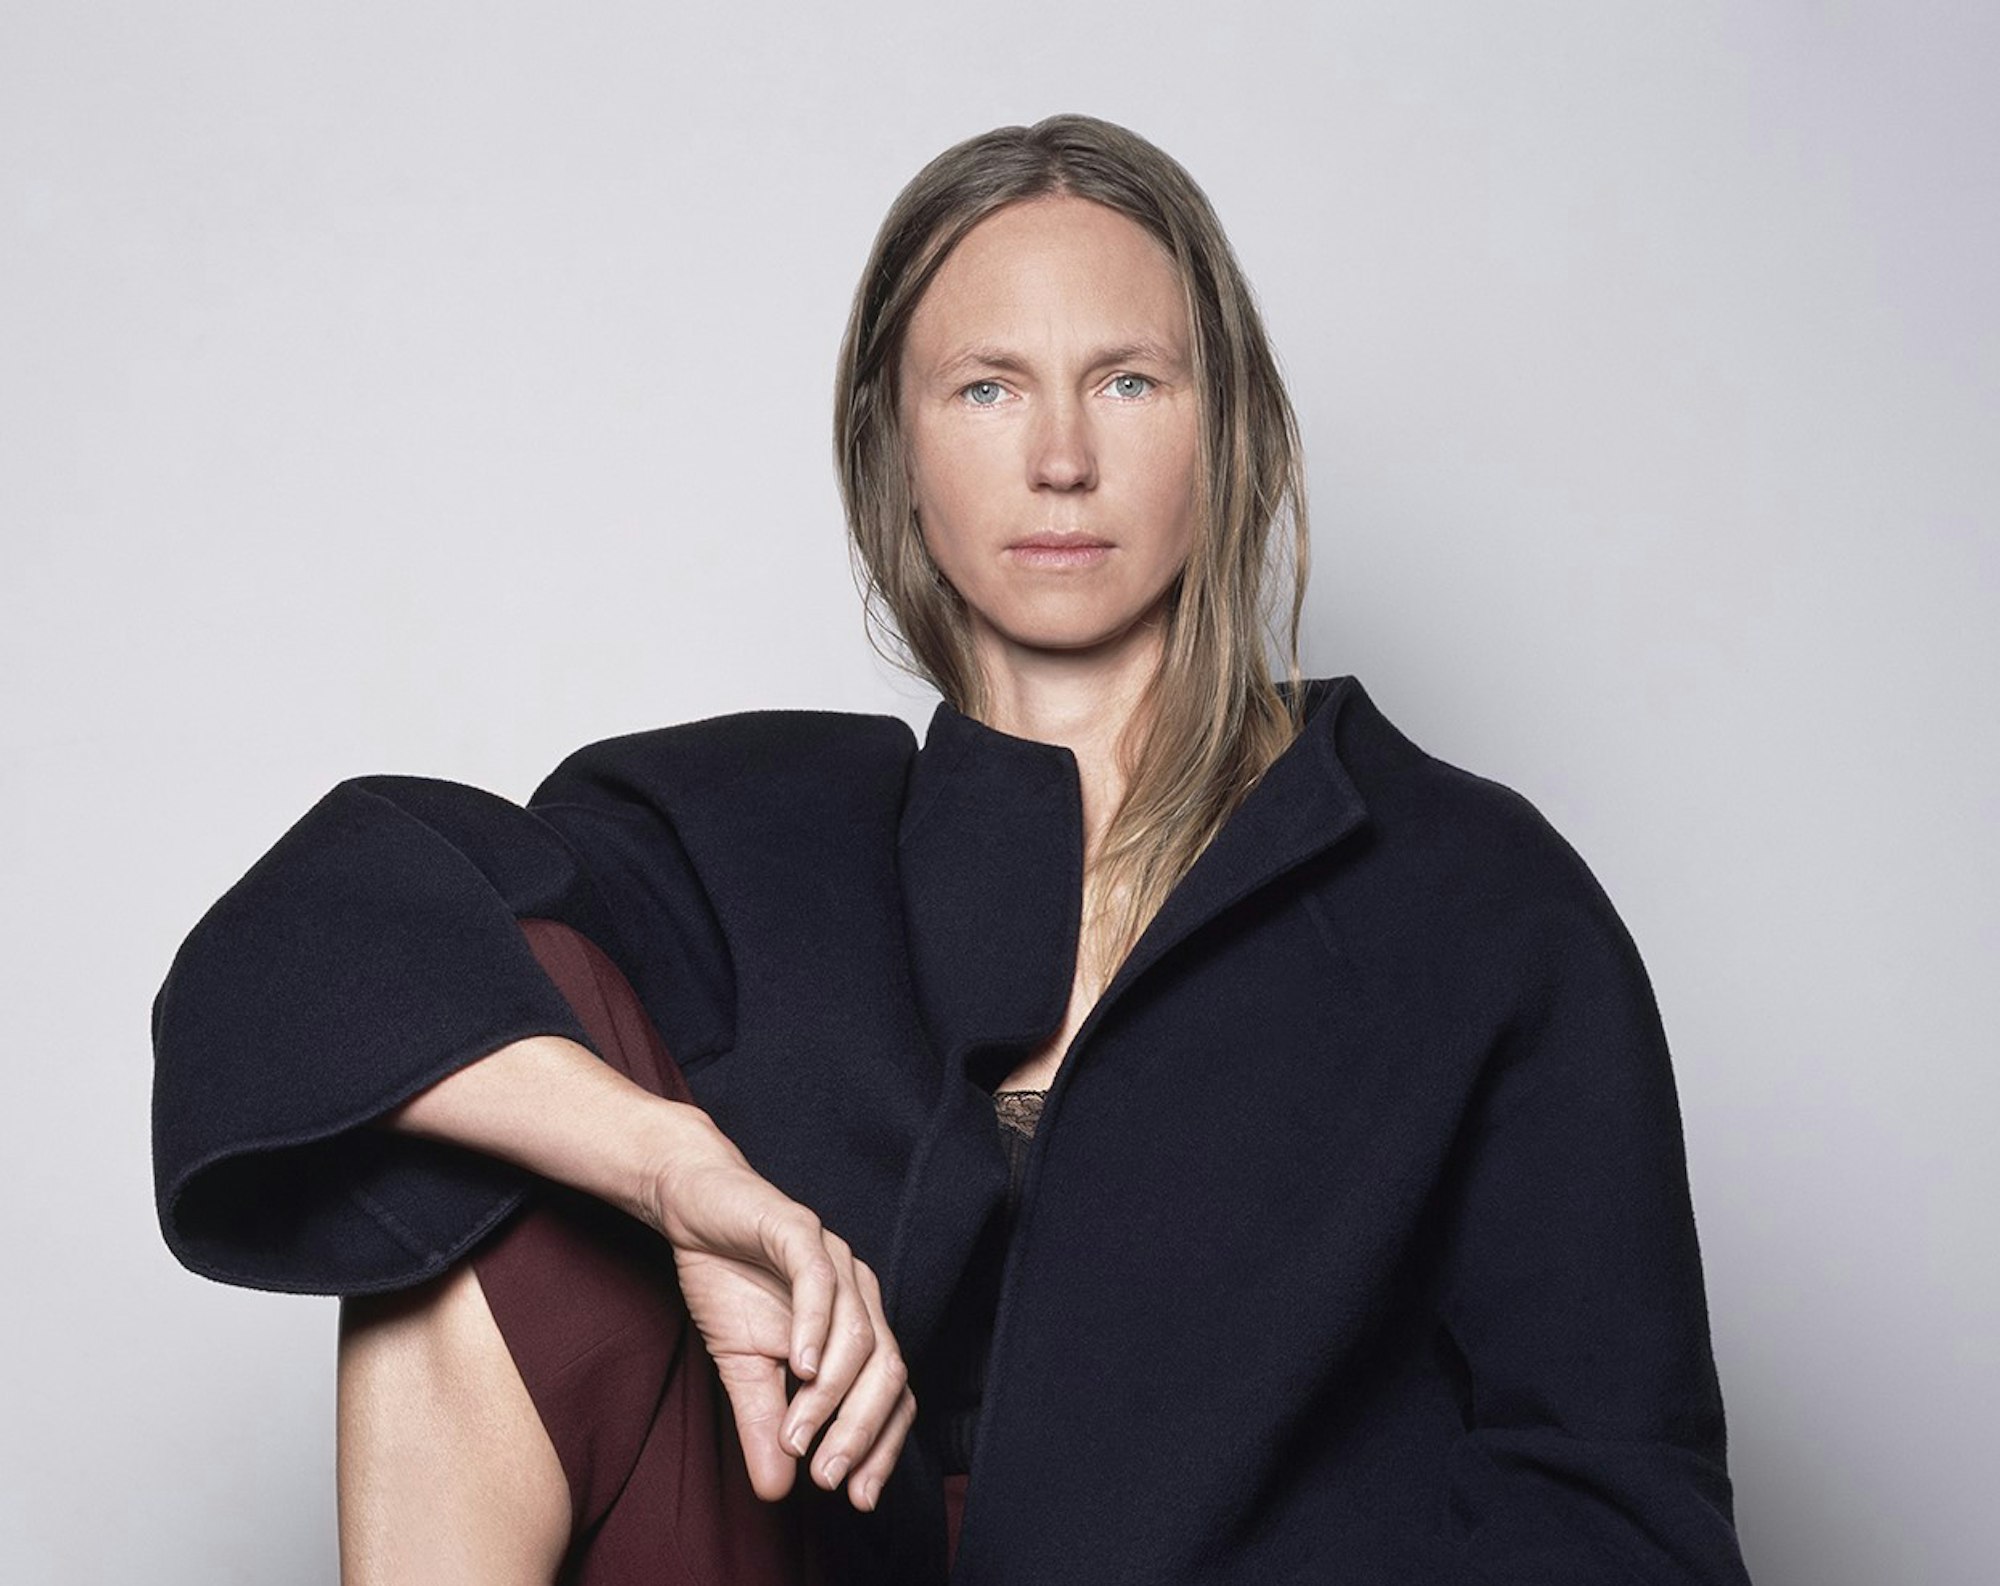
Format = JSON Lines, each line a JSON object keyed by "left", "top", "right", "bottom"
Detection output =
{"left": 856, "top": 1476, "right": 881, "bottom": 1509}
{"left": 799, "top": 1346, "right": 820, "bottom": 1377}
{"left": 784, "top": 1420, "right": 808, "bottom": 1456}
{"left": 822, "top": 1453, "right": 850, "bottom": 1487}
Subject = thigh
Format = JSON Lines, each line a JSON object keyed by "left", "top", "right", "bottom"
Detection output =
{"left": 337, "top": 1262, "right": 569, "bottom": 1586}
{"left": 472, "top": 918, "right": 831, "bottom": 1586}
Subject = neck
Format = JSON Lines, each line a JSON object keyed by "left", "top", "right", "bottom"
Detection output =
{"left": 968, "top": 617, "right": 1163, "bottom": 864}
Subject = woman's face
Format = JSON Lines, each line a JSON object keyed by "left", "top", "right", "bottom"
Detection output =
{"left": 898, "top": 194, "right": 1201, "bottom": 670}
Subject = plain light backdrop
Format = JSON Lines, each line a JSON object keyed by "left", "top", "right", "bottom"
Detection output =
{"left": 4, "top": 3, "right": 1994, "bottom": 1581}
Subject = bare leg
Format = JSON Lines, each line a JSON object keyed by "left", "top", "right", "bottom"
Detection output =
{"left": 330, "top": 920, "right": 838, "bottom": 1584}
{"left": 337, "top": 1262, "right": 571, "bottom": 1586}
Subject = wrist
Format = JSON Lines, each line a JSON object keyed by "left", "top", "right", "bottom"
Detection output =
{"left": 619, "top": 1095, "right": 728, "bottom": 1235}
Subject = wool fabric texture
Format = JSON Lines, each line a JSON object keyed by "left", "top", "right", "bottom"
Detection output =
{"left": 151, "top": 675, "right": 1755, "bottom": 1584}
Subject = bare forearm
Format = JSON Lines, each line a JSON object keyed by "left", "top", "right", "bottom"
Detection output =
{"left": 374, "top": 1034, "right": 916, "bottom": 1516}
{"left": 382, "top": 1035, "right": 712, "bottom": 1225}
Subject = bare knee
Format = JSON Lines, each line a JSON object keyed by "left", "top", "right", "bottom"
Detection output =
{"left": 337, "top": 1262, "right": 570, "bottom": 1585}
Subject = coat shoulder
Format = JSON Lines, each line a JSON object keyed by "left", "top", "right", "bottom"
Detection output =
{"left": 531, "top": 705, "right": 920, "bottom": 809}
{"left": 1332, "top": 677, "right": 1625, "bottom": 931}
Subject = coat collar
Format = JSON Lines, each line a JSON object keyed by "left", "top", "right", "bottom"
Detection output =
{"left": 896, "top": 674, "right": 1371, "bottom": 1084}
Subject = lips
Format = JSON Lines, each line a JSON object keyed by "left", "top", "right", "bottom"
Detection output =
{"left": 1006, "top": 535, "right": 1114, "bottom": 568}
{"left": 1008, "top": 533, "right": 1113, "bottom": 550}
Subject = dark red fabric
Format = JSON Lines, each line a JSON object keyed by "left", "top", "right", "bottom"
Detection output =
{"left": 942, "top": 1473, "right": 969, "bottom": 1572}
{"left": 469, "top": 917, "right": 841, "bottom": 1584}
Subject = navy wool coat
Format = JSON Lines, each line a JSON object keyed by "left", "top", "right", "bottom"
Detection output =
{"left": 151, "top": 674, "right": 1754, "bottom": 1584}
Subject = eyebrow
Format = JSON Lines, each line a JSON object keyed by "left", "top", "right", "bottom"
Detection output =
{"left": 935, "top": 339, "right": 1188, "bottom": 380}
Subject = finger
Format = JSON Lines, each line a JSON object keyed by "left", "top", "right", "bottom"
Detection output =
{"left": 762, "top": 1206, "right": 836, "bottom": 1381}
{"left": 712, "top": 1352, "right": 799, "bottom": 1503}
{"left": 845, "top": 1387, "right": 918, "bottom": 1512}
{"left": 779, "top": 1244, "right": 875, "bottom": 1464}
{"left": 811, "top": 1261, "right": 912, "bottom": 1495}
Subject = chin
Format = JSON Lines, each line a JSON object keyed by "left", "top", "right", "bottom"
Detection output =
{"left": 982, "top": 604, "right": 1161, "bottom": 655}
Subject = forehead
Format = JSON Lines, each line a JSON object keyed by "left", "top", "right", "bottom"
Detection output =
{"left": 903, "top": 194, "right": 1188, "bottom": 359}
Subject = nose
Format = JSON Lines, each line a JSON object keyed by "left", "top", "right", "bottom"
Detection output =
{"left": 1027, "top": 394, "right": 1097, "bottom": 492}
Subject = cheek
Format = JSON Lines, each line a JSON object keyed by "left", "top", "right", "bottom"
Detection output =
{"left": 908, "top": 426, "right": 1005, "bottom": 556}
{"left": 1135, "top": 419, "right": 1203, "bottom": 552}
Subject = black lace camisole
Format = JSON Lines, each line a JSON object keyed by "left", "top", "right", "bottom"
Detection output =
{"left": 922, "top": 1086, "right": 1048, "bottom": 1476}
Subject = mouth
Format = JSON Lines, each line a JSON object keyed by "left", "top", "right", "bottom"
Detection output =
{"left": 1007, "top": 532, "right": 1114, "bottom": 569}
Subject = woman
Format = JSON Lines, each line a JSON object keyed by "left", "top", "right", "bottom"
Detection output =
{"left": 151, "top": 115, "right": 1755, "bottom": 1583}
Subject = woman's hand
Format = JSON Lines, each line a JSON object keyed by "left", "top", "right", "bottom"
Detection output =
{"left": 385, "top": 1033, "right": 916, "bottom": 1512}
{"left": 638, "top": 1109, "right": 918, "bottom": 1510}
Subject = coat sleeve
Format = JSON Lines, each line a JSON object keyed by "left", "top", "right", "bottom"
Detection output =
{"left": 1436, "top": 860, "right": 1754, "bottom": 1584}
{"left": 149, "top": 744, "right": 733, "bottom": 1298}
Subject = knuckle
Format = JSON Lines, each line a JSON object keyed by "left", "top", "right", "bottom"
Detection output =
{"left": 789, "top": 1394, "right": 829, "bottom": 1430}
{"left": 764, "top": 1203, "right": 818, "bottom": 1258}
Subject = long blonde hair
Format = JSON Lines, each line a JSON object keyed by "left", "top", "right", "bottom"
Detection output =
{"left": 834, "top": 113, "right": 1312, "bottom": 999}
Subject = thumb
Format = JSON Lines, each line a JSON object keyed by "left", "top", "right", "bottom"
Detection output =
{"left": 712, "top": 1352, "right": 801, "bottom": 1502}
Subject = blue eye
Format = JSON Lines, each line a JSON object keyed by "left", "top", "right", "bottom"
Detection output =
{"left": 963, "top": 380, "right": 1005, "bottom": 406}
{"left": 1107, "top": 374, "right": 1154, "bottom": 399}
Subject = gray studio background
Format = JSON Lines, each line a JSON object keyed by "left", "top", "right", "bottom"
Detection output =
{"left": 4, "top": 3, "right": 1994, "bottom": 1581}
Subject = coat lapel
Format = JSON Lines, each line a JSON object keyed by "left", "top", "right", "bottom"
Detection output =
{"left": 1096, "top": 673, "right": 1371, "bottom": 1010}
{"left": 882, "top": 674, "right": 1374, "bottom": 1355}
{"left": 896, "top": 700, "right": 1083, "bottom": 1075}
{"left": 900, "top": 674, "right": 1370, "bottom": 1057}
